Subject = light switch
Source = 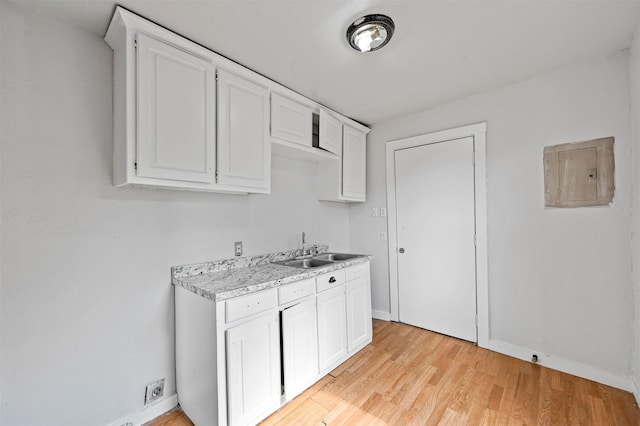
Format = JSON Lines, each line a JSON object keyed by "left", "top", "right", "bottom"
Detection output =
{"left": 371, "top": 207, "right": 378, "bottom": 217}
{"left": 380, "top": 207, "right": 387, "bottom": 217}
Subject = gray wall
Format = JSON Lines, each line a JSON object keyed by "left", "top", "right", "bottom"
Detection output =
{"left": 0, "top": 3, "right": 350, "bottom": 425}
{"left": 630, "top": 26, "right": 640, "bottom": 396}
{"left": 351, "top": 51, "right": 633, "bottom": 382}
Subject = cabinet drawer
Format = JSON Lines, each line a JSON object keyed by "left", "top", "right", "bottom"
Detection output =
{"left": 226, "top": 289, "right": 278, "bottom": 323}
{"left": 346, "top": 262, "right": 369, "bottom": 282}
{"left": 279, "top": 278, "right": 315, "bottom": 305}
{"left": 316, "top": 270, "right": 345, "bottom": 293}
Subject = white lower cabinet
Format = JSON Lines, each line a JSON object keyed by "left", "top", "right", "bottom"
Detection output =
{"left": 346, "top": 276, "right": 373, "bottom": 352}
{"left": 227, "top": 312, "right": 281, "bottom": 425}
{"left": 175, "top": 260, "right": 371, "bottom": 426}
{"left": 282, "top": 298, "right": 319, "bottom": 400}
{"left": 317, "top": 286, "right": 348, "bottom": 372}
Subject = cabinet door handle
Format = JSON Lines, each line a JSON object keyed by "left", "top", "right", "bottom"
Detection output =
{"left": 329, "top": 277, "right": 336, "bottom": 283}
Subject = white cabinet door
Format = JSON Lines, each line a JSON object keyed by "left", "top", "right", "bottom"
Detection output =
{"left": 317, "top": 286, "right": 347, "bottom": 372}
{"left": 346, "top": 276, "right": 372, "bottom": 352}
{"left": 271, "top": 93, "right": 312, "bottom": 147}
{"left": 226, "top": 312, "right": 280, "bottom": 426}
{"left": 342, "top": 124, "right": 366, "bottom": 200}
{"left": 282, "top": 298, "right": 319, "bottom": 399}
{"left": 136, "top": 32, "right": 216, "bottom": 183}
{"left": 217, "top": 69, "right": 271, "bottom": 192}
{"left": 319, "top": 110, "right": 342, "bottom": 155}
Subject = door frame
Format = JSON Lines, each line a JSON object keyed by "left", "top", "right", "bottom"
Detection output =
{"left": 386, "top": 122, "right": 489, "bottom": 348}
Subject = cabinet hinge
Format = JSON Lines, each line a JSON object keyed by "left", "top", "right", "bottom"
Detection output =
{"left": 215, "top": 170, "right": 219, "bottom": 180}
{"left": 134, "top": 161, "right": 137, "bottom": 170}
{"left": 134, "top": 37, "right": 137, "bottom": 49}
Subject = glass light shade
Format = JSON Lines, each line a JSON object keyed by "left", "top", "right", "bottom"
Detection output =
{"left": 346, "top": 14, "right": 394, "bottom": 53}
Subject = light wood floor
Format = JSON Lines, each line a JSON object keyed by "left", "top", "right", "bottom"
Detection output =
{"left": 147, "top": 320, "right": 640, "bottom": 425}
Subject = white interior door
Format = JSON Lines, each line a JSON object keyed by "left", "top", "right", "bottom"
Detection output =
{"left": 395, "top": 136, "right": 477, "bottom": 342}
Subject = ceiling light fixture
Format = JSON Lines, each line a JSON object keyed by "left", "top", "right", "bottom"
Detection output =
{"left": 346, "top": 14, "right": 395, "bottom": 53}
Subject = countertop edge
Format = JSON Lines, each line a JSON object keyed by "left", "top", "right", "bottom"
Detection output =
{"left": 173, "top": 255, "right": 373, "bottom": 302}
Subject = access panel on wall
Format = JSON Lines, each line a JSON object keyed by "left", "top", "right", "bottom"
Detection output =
{"left": 544, "top": 137, "right": 615, "bottom": 208}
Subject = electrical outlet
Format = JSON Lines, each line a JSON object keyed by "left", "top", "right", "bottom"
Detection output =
{"left": 144, "top": 378, "right": 164, "bottom": 405}
{"left": 371, "top": 207, "right": 378, "bottom": 217}
{"left": 380, "top": 207, "right": 387, "bottom": 217}
{"left": 234, "top": 241, "right": 243, "bottom": 256}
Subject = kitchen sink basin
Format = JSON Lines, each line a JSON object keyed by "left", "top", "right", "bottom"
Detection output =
{"left": 273, "top": 252, "right": 363, "bottom": 269}
{"left": 273, "top": 258, "right": 334, "bottom": 269}
{"left": 312, "top": 252, "right": 361, "bottom": 262}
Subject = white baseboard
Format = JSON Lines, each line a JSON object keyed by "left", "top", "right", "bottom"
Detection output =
{"left": 488, "top": 339, "right": 632, "bottom": 392}
{"left": 106, "top": 394, "right": 178, "bottom": 426}
{"left": 372, "top": 310, "right": 391, "bottom": 321}
{"left": 633, "top": 376, "right": 640, "bottom": 407}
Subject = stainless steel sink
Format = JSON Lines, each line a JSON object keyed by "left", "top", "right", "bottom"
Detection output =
{"left": 273, "top": 252, "right": 362, "bottom": 269}
{"left": 273, "top": 258, "right": 334, "bottom": 269}
{"left": 312, "top": 252, "right": 361, "bottom": 262}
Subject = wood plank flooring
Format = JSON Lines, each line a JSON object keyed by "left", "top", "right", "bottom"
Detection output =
{"left": 146, "top": 320, "right": 640, "bottom": 425}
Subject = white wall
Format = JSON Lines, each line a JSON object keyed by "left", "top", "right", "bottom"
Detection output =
{"left": 630, "top": 27, "right": 640, "bottom": 399}
{"left": 351, "top": 52, "right": 634, "bottom": 382}
{"left": 0, "top": 3, "right": 350, "bottom": 425}
{"left": 0, "top": 1, "right": 3, "bottom": 418}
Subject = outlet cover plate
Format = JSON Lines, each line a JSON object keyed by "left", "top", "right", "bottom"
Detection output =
{"left": 144, "top": 378, "right": 165, "bottom": 405}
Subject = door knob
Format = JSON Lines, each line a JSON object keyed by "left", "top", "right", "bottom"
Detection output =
{"left": 399, "top": 248, "right": 405, "bottom": 253}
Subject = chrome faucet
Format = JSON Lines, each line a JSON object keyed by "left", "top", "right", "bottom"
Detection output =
{"left": 300, "top": 232, "right": 317, "bottom": 257}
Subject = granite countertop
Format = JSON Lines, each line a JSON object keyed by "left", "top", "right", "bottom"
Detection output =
{"left": 172, "top": 248, "right": 372, "bottom": 301}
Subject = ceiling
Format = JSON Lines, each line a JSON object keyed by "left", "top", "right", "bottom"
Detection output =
{"left": 8, "top": 0, "right": 640, "bottom": 125}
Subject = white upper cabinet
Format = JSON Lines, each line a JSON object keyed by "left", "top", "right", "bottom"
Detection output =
{"left": 217, "top": 69, "right": 271, "bottom": 192}
{"left": 341, "top": 124, "right": 367, "bottom": 201}
{"left": 105, "top": 7, "right": 271, "bottom": 194}
{"left": 317, "top": 123, "right": 369, "bottom": 202}
{"left": 136, "top": 33, "right": 216, "bottom": 184}
{"left": 319, "top": 110, "right": 342, "bottom": 156}
{"left": 105, "top": 7, "right": 368, "bottom": 197}
{"left": 271, "top": 93, "right": 312, "bottom": 147}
